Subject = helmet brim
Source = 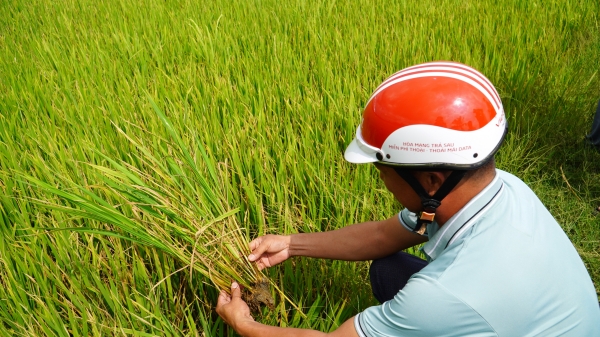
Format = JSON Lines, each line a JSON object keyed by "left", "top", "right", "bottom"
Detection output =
{"left": 344, "top": 138, "right": 379, "bottom": 164}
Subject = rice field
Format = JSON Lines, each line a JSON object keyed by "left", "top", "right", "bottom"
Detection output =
{"left": 1, "top": 0, "right": 599, "bottom": 335}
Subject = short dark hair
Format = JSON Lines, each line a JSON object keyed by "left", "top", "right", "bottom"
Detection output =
{"left": 463, "top": 157, "right": 496, "bottom": 181}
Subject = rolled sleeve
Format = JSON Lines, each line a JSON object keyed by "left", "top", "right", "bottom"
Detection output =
{"left": 354, "top": 314, "right": 369, "bottom": 337}
{"left": 398, "top": 208, "right": 419, "bottom": 233}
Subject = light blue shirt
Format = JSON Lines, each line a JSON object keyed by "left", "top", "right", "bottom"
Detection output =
{"left": 355, "top": 170, "right": 600, "bottom": 336}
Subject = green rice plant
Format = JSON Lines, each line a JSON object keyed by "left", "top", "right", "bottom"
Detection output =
{"left": 18, "top": 97, "right": 282, "bottom": 310}
{"left": 1, "top": 0, "right": 599, "bottom": 334}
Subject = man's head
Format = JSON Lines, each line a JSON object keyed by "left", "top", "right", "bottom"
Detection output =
{"left": 345, "top": 62, "right": 506, "bottom": 231}
{"left": 374, "top": 159, "right": 496, "bottom": 214}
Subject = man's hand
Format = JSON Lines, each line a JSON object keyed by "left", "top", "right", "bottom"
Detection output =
{"left": 216, "top": 282, "right": 255, "bottom": 331}
{"left": 216, "top": 283, "right": 360, "bottom": 337}
{"left": 248, "top": 235, "right": 291, "bottom": 270}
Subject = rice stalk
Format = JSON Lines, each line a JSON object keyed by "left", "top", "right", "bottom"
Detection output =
{"left": 18, "top": 100, "right": 275, "bottom": 305}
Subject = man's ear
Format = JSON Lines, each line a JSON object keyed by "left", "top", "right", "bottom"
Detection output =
{"left": 415, "top": 171, "right": 450, "bottom": 196}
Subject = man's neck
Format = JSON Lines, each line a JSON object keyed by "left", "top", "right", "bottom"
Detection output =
{"left": 434, "top": 169, "right": 497, "bottom": 226}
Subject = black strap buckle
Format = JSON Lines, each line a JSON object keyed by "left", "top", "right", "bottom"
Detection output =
{"left": 393, "top": 168, "right": 467, "bottom": 236}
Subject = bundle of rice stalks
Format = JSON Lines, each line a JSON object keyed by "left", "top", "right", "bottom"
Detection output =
{"left": 20, "top": 98, "right": 286, "bottom": 312}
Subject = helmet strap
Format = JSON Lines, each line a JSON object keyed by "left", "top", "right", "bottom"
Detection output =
{"left": 393, "top": 168, "right": 467, "bottom": 235}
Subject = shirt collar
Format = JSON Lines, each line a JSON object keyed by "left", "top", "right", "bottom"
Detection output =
{"left": 422, "top": 170, "right": 505, "bottom": 261}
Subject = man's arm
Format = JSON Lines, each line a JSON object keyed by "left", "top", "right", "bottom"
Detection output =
{"left": 216, "top": 282, "right": 360, "bottom": 337}
{"left": 289, "top": 215, "right": 426, "bottom": 261}
{"left": 249, "top": 215, "right": 427, "bottom": 269}
{"left": 234, "top": 316, "right": 359, "bottom": 337}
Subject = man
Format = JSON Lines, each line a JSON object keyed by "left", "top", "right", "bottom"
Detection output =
{"left": 216, "top": 62, "right": 600, "bottom": 336}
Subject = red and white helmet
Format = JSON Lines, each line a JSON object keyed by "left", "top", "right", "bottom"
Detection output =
{"left": 345, "top": 61, "right": 507, "bottom": 169}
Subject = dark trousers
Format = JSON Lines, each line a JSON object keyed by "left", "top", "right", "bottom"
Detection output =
{"left": 369, "top": 251, "right": 428, "bottom": 303}
{"left": 586, "top": 100, "right": 600, "bottom": 148}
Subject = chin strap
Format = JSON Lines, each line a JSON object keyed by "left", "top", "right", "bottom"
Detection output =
{"left": 393, "top": 168, "right": 467, "bottom": 235}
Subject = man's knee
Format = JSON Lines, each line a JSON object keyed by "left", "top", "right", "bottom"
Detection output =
{"left": 369, "top": 252, "right": 427, "bottom": 303}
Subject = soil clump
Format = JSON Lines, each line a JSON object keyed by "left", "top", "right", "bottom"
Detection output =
{"left": 243, "top": 279, "right": 275, "bottom": 313}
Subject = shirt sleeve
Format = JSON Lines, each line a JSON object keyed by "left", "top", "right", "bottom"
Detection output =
{"left": 398, "top": 208, "right": 426, "bottom": 235}
{"left": 354, "top": 274, "right": 496, "bottom": 337}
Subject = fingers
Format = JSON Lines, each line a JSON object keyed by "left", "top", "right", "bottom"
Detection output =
{"left": 215, "top": 283, "right": 254, "bottom": 328}
{"left": 217, "top": 290, "right": 231, "bottom": 307}
{"left": 231, "top": 282, "right": 242, "bottom": 299}
{"left": 249, "top": 237, "right": 261, "bottom": 251}
{"left": 248, "top": 238, "right": 270, "bottom": 262}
